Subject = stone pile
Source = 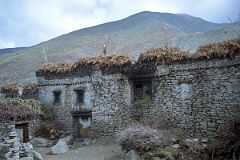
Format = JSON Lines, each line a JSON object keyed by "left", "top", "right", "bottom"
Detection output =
{"left": 1, "top": 125, "right": 20, "bottom": 160}
{"left": 0, "top": 124, "right": 35, "bottom": 160}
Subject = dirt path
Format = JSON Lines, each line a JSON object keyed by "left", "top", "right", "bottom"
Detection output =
{"left": 34, "top": 137, "right": 125, "bottom": 160}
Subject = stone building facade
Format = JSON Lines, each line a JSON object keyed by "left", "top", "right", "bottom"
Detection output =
{"left": 36, "top": 54, "right": 240, "bottom": 139}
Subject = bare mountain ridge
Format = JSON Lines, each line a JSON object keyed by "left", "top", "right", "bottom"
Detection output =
{"left": 0, "top": 11, "right": 239, "bottom": 84}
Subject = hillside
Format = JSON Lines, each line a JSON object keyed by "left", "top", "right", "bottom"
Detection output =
{"left": 0, "top": 11, "right": 240, "bottom": 84}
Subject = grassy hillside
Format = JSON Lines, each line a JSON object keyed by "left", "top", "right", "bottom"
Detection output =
{"left": 0, "top": 11, "right": 239, "bottom": 84}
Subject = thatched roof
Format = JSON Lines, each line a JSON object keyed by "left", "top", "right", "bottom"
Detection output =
{"left": 0, "top": 98, "right": 52, "bottom": 121}
{"left": 193, "top": 39, "right": 240, "bottom": 60}
{"left": 137, "top": 48, "right": 191, "bottom": 64}
{"left": 36, "top": 39, "right": 240, "bottom": 77}
{"left": 0, "top": 103, "right": 36, "bottom": 122}
{"left": 36, "top": 54, "right": 132, "bottom": 76}
{"left": 37, "top": 63, "right": 72, "bottom": 74}
{"left": 73, "top": 54, "right": 132, "bottom": 70}
{"left": 23, "top": 83, "right": 39, "bottom": 91}
{"left": 0, "top": 83, "right": 22, "bottom": 93}
{"left": 138, "top": 39, "right": 240, "bottom": 64}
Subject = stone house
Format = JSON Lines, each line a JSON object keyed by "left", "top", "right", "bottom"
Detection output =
{"left": 35, "top": 40, "right": 240, "bottom": 139}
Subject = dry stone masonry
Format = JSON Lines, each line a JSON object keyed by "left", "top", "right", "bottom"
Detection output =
{"left": 36, "top": 54, "right": 240, "bottom": 139}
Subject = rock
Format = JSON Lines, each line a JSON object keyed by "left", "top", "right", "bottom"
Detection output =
{"left": 62, "top": 135, "right": 73, "bottom": 145}
{"left": 172, "top": 144, "right": 180, "bottom": 149}
{"left": 29, "top": 138, "right": 49, "bottom": 147}
{"left": 83, "top": 138, "right": 92, "bottom": 145}
{"left": 50, "top": 139, "right": 68, "bottom": 154}
{"left": 183, "top": 139, "right": 193, "bottom": 147}
{"left": 171, "top": 138, "right": 176, "bottom": 143}
{"left": 201, "top": 138, "right": 208, "bottom": 143}
{"left": 33, "top": 150, "right": 43, "bottom": 160}
{"left": 125, "top": 150, "right": 141, "bottom": 160}
{"left": 20, "top": 157, "right": 31, "bottom": 160}
{"left": 193, "top": 138, "right": 198, "bottom": 142}
{"left": 5, "top": 138, "right": 19, "bottom": 144}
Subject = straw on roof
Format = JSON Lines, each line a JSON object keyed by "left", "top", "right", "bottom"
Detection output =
{"left": 0, "top": 83, "right": 22, "bottom": 93}
{"left": 0, "top": 103, "right": 36, "bottom": 122}
{"left": 73, "top": 54, "right": 132, "bottom": 69}
{"left": 137, "top": 48, "right": 191, "bottom": 64}
{"left": 37, "top": 63, "right": 72, "bottom": 74}
{"left": 193, "top": 39, "right": 240, "bottom": 60}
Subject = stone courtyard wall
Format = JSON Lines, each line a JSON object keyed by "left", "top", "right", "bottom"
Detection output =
{"left": 142, "top": 55, "right": 240, "bottom": 138}
{"left": 36, "top": 55, "right": 240, "bottom": 138}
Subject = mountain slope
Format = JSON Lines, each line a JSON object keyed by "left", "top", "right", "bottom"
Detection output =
{"left": 0, "top": 11, "right": 239, "bottom": 84}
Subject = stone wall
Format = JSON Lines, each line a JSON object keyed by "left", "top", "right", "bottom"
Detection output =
{"left": 142, "top": 55, "right": 240, "bottom": 138}
{"left": 37, "top": 71, "right": 133, "bottom": 137}
{"left": 36, "top": 55, "right": 240, "bottom": 138}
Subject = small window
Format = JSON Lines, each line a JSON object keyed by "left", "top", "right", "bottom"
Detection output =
{"left": 133, "top": 80, "right": 152, "bottom": 102}
{"left": 53, "top": 91, "right": 61, "bottom": 105}
{"left": 75, "top": 90, "right": 84, "bottom": 105}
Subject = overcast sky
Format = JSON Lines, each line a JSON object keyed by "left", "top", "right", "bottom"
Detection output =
{"left": 0, "top": 0, "right": 239, "bottom": 49}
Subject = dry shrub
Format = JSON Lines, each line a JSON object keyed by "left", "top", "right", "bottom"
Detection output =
{"left": 36, "top": 54, "right": 132, "bottom": 74}
{"left": 207, "top": 119, "right": 240, "bottom": 159}
{"left": 194, "top": 39, "right": 240, "bottom": 60}
{"left": 1, "top": 98, "right": 52, "bottom": 120}
{"left": 33, "top": 121, "right": 68, "bottom": 140}
{"left": 37, "top": 63, "right": 72, "bottom": 74}
{"left": 73, "top": 54, "right": 132, "bottom": 69}
{"left": 116, "top": 124, "right": 171, "bottom": 152}
{"left": 0, "top": 103, "right": 36, "bottom": 122}
{"left": 0, "top": 83, "right": 22, "bottom": 93}
{"left": 137, "top": 48, "right": 191, "bottom": 64}
{"left": 23, "top": 83, "right": 39, "bottom": 91}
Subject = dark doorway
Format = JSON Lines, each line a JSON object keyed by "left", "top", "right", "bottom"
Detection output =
{"left": 15, "top": 123, "right": 29, "bottom": 143}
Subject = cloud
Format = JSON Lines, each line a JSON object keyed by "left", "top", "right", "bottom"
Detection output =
{"left": 0, "top": 0, "right": 239, "bottom": 49}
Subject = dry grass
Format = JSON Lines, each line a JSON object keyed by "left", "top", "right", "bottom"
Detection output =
{"left": 0, "top": 103, "right": 36, "bottom": 122}
{"left": 194, "top": 39, "right": 240, "bottom": 59}
{"left": 73, "top": 54, "right": 132, "bottom": 69}
{"left": 0, "top": 83, "right": 22, "bottom": 93}
{"left": 116, "top": 124, "right": 171, "bottom": 152}
{"left": 37, "top": 54, "right": 132, "bottom": 74}
{"left": 37, "top": 63, "right": 72, "bottom": 74}
{"left": 36, "top": 39, "right": 240, "bottom": 75}
{"left": 23, "top": 83, "right": 39, "bottom": 91}
{"left": 137, "top": 47, "right": 191, "bottom": 64}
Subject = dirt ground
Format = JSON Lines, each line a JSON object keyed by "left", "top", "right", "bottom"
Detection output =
{"left": 34, "top": 136, "right": 125, "bottom": 160}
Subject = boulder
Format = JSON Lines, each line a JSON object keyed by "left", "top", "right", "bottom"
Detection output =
{"left": 29, "top": 138, "right": 49, "bottom": 147}
{"left": 20, "top": 157, "right": 31, "bottom": 160}
{"left": 172, "top": 144, "right": 180, "bottom": 149}
{"left": 125, "top": 150, "right": 141, "bottom": 160}
{"left": 33, "top": 150, "right": 43, "bottom": 160}
{"left": 50, "top": 139, "right": 68, "bottom": 154}
{"left": 62, "top": 135, "right": 73, "bottom": 145}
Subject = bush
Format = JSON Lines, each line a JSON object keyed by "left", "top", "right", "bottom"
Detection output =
{"left": 33, "top": 121, "right": 68, "bottom": 140}
{"left": 207, "top": 119, "right": 240, "bottom": 159}
{"left": 0, "top": 98, "right": 52, "bottom": 120}
{"left": 116, "top": 124, "right": 171, "bottom": 152}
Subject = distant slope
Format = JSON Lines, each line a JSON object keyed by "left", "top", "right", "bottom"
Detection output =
{"left": 0, "top": 11, "right": 239, "bottom": 84}
{"left": 0, "top": 47, "right": 28, "bottom": 55}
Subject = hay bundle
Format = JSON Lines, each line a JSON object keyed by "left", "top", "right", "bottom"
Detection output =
{"left": 37, "top": 63, "right": 72, "bottom": 74}
{"left": 194, "top": 39, "right": 240, "bottom": 59}
{"left": 73, "top": 54, "right": 132, "bottom": 70}
{"left": 137, "top": 48, "right": 191, "bottom": 64}
{"left": 0, "top": 83, "right": 22, "bottom": 93}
